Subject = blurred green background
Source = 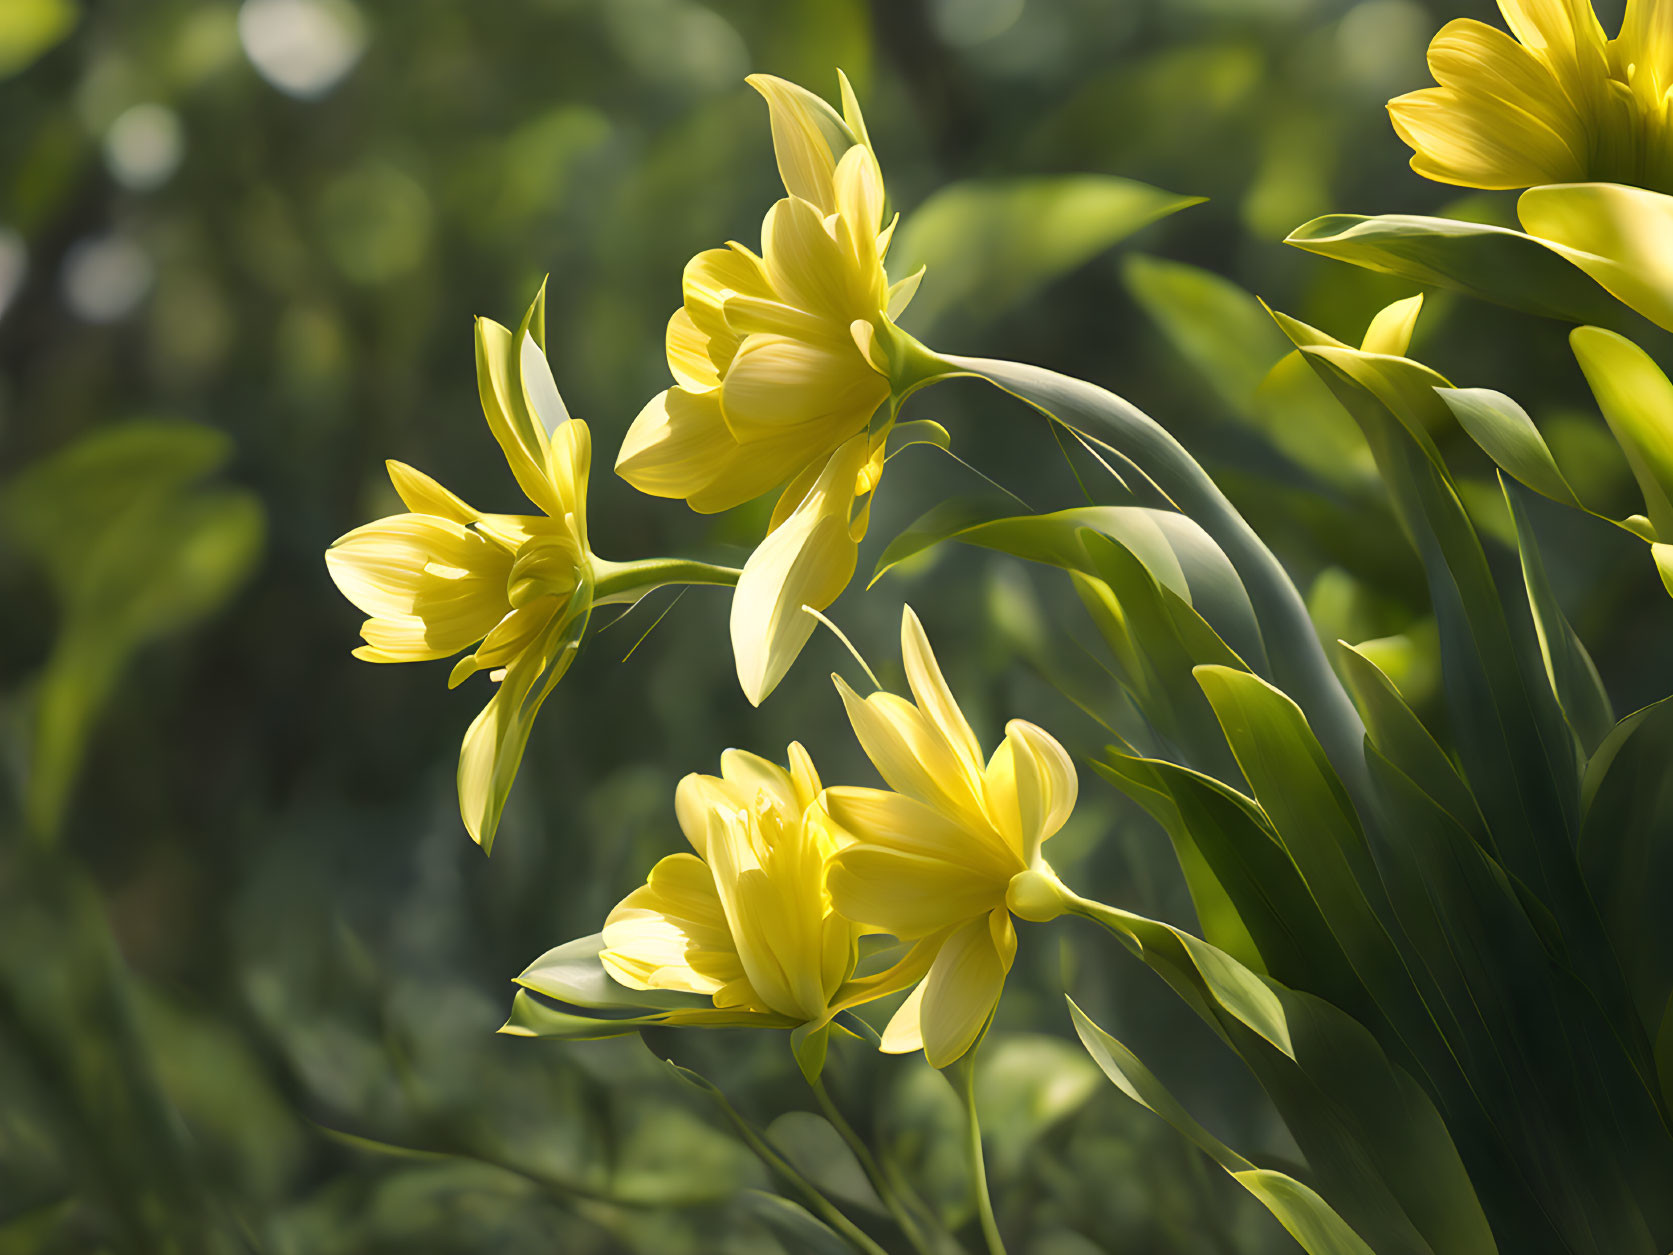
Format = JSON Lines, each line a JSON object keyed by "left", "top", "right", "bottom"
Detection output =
{"left": 2, "top": 0, "right": 1666, "bottom": 1251}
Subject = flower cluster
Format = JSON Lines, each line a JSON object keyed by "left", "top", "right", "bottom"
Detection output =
{"left": 590, "top": 605, "right": 1078, "bottom": 1067}
{"left": 326, "top": 294, "right": 597, "bottom": 850}
{"left": 616, "top": 73, "right": 925, "bottom": 705}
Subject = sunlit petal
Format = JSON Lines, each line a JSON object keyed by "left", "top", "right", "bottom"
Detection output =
{"left": 730, "top": 436, "right": 868, "bottom": 705}
{"left": 601, "top": 853, "right": 746, "bottom": 996}
{"left": 747, "top": 74, "right": 842, "bottom": 211}
{"left": 919, "top": 911, "right": 1016, "bottom": 1069}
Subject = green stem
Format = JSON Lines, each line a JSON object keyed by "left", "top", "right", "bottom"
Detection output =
{"left": 948, "top": 1052, "right": 1007, "bottom": 1255}
{"left": 706, "top": 1087, "right": 890, "bottom": 1255}
{"left": 1059, "top": 890, "right": 1148, "bottom": 960}
{"left": 589, "top": 555, "right": 740, "bottom": 604}
{"left": 887, "top": 334, "right": 1371, "bottom": 807}
{"left": 810, "top": 1076, "right": 951, "bottom": 1255}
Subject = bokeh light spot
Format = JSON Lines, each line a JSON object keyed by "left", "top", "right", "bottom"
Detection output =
{"left": 930, "top": 0, "right": 1026, "bottom": 48}
{"left": 1336, "top": 0, "right": 1428, "bottom": 96}
{"left": 61, "top": 235, "right": 154, "bottom": 323}
{"left": 105, "top": 104, "right": 186, "bottom": 191}
{"left": 604, "top": 0, "right": 747, "bottom": 93}
{"left": 238, "top": 0, "right": 365, "bottom": 100}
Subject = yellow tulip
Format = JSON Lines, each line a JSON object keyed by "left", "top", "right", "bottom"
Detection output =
{"left": 328, "top": 288, "right": 737, "bottom": 851}
{"left": 1389, "top": 0, "right": 1673, "bottom": 193}
{"left": 601, "top": 743, "right": 927, "bottom": 1051}
{"left": 616, "top": 71, "right": 928, "bottom": 706}
{"left": 820, "top": 607, "right": 1079, "bottom": 1068}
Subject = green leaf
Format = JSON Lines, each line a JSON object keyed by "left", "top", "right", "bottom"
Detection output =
{"left": 1332, "top": 641, "right": 1483, "bottom": 843}
{"left": 941, "top": 355, "right": 1370, "bottom": 800}
{"left": 458, "top": 579, "right": 590, "bottom": 854}
{"left": 1501, "top": 481, "right": 1613, "bottom": 756}
{"left": 1272, "top": 311, "right": 1587, "bottom": 919}
{"left": 1518, "top": 184, "right": 1673, "bottom": 333}
{"left": 1121, "top": 253, "right": 1290, "bottom": 417}
{"left": 1068, "top": 892, "right": 1497, "bottom": 1254}
{"left": 1434, "top": 388, "right": 1583, "bottom": 510}
{"left": 3, "top": 421, "right": 265, "bottom": 838}
{"left": 1284, "top": 214, "right": 1630, "bottom": 329}
{"left": 1121, "top": 253, "right": 1378, "bottom": 486}
{"left": 788, "top": 1021, "right": 828, "bottom": 1084}
{"left": 498, "top": 989, "right": 664, "bottom": 1041}
{"left": 888, "top": 175, "right": 1202, "bottom": 332}
{"left": 1091, "top": 749, "right": 1367, "bottom": 1017}
{"left": 1066, "top": 998, "right": 1377, "bottom": 1255}
{"left": 1073, "top": 531, "right": 1251, "bottom": 776}
{"left": 741, "top": 1190, "right": 855, "bottom": 1255}
{"left": 1191, "top": 666, "right": 1423, "bottom": 1039}
{"left": 1570, "top": 325, "right": 1673, "bottom": 543}
{"left": 514, "top": 934, "right": 708, "bottom": 1011}
{"left": 1363, "top": 747, "right": 1672, "bottom": 1254}
{"left": 764, "top": 1114, "right": 882, "bottom": 1215}
{"left": 1579, "top": 696, "right": 1673, "bottom": 1018}
{"left": 872, "top": 499, "right": 1269, "bottom": 674}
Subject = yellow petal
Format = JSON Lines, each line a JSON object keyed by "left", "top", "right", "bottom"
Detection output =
{"left": 762, "top": 196, "right": 860, "bottom": 323}
{"left": 704, "top": 803, "right": 833, "bottom": 1021}
{"left": 1496, "top": 0, "right": 1608, "bottom": 91}
{"left": 721, "top": 292, "right": 846, "bottom": 346}
{"left": 675, "top": 771, "right": 732, "bottom": 859}
{"left": 729, "top": 436, "right": 869, "bottom": 704}
{"left": 747, "top": 74, "right": 842, "bottom": 212}
{"left": 683, "top": 245, "right": 773, "bottom": 370}
{"left": 475, "top": 316, "right": 563, "bottom": 518}
{"left": 1359, "top": 295, "right": 1425, "bottom": 357}
{"left": 786, "top": 740, "right": 822, "bottom": 811}
{"left": 616, "top": 385, "right": 826, "bottom": 515}
{"left": 601, "top": 852, "right": 746, "bottom": 996}
{"left": 718, "top": 747, "right": 799, "bottom": 816}
{"left": 837, "top": 69, "right": 871, "bottom": 152}
{"left": 616, "top": 387, "right": 741, "bottom": 500}
{"left": 834, "top": 144, "right": 885, "bottom": 245}
{"left": 1399, "top": 17, "right": 1590, "bottom": 190}
{"left": 823, "top": 786, "right": 1014, "bottom": 934}
{"left": 899, "top": 605, "right": 987, "bottom": 782}
{"left": 667, "top": 307, "right": 721, "bottom": 391}
{"left": 386, "top": 461, "right": 480, "bottom": 523}
{"left": 983, "top": 720, "right": 1078, "bottom": 867}
{"left": 833, "top": 677, "right": 991, "bottom": 830}
{"left": 1621, "top": 0, "right": 1673, "bottom": 104}
{"left": 879, "top": 979, "right": 927, "bottom": 1054}
{"left": 919, "top": 910, "right": 1016, "bottom": 1069}
{"left": 1388, "top": 86, "right": 1584, "bottom": 189}
{"left": 518, "top": 326, "right": 572, "bottom": 443}
{"left": 1569, "top": 324, "right": 1673, "bottom": 538}
{"left": 1518, "top": 182, "right": 1673, "bottom": 329}
{"left": 547, "top": 418, "right": 591, "bottom": 551}
{"left": 886, "top": 267, "right": 926, "bottom": 321}
{"left": 326, "top": 514, "right": 512, "bottom": 660}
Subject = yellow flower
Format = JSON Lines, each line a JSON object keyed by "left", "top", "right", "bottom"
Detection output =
{"left": 601, "top": 743, "right": 925, "bottom": 1054}
{"left": 1389, "top": 0, "right": 1673, "bottom": 193}
{"left": 820, "top": 607, "right": 1079, "bottom": 1068}
{"left": 326, "top": 293, "right": 594, "bottom": 851}
{"left": 615, "top": 71, "right": 926, "bottom": 706}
